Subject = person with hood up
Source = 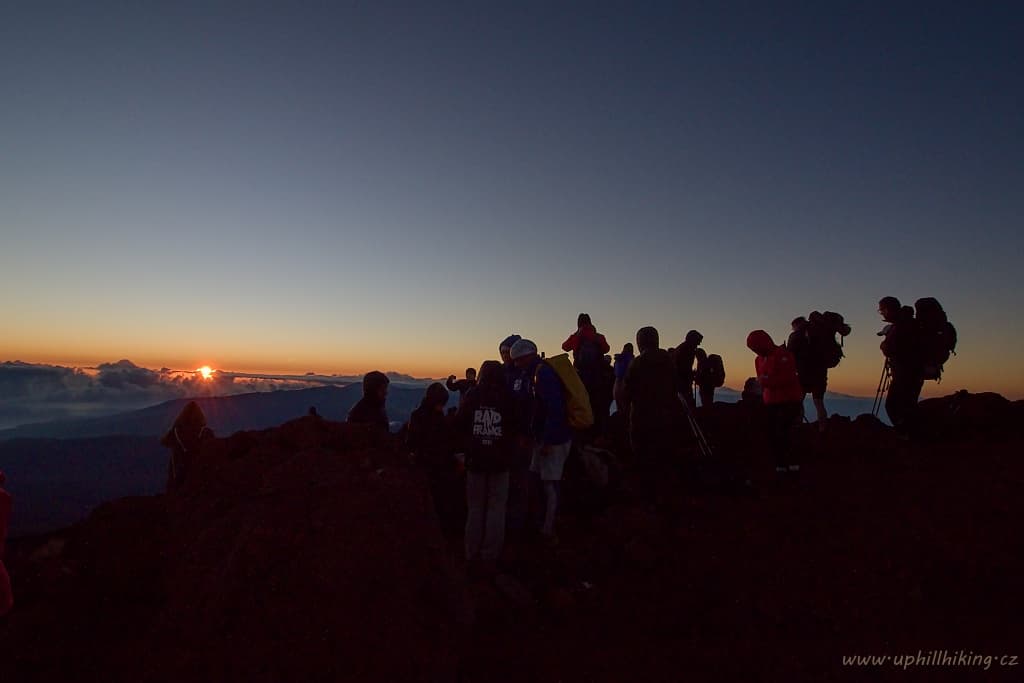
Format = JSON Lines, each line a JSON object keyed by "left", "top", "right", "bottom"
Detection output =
{"left": 746, "top": 330, "right": 805, "bottom": 476}
{"left": 0, "top": 471, "right": 12, "bottom": 616}
{"left": 673, "top": 330, "right": 704, "bottom": 409}
{"left": 159, "top": 400, "right": 214, "bottom": 491}
{"left": 510, "top": 338, "right": 571, "bottom": 544}
{"left": 612, "top": 342, "right": 635, "bottom": 418}
{"left": 562, "top": 313, "right": 612, "bottom": 436}
{"left": 408, "top": 382, "right": 460, "bottom": 530}
{"left": 456, "top": 360, "right": 519, "bottom": 575}
{"left": 347, "top": 371, "right": 391, "bottom": 435}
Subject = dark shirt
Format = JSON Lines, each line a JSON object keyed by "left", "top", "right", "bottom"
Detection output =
{"left": 456, "top": 384, "right": 519, "bottom": 473}
{"left": 624, "top": 349, "right": 680, "bottom": 430}
{"left": 347, "top": 397, "right": 389, "bottom": 434}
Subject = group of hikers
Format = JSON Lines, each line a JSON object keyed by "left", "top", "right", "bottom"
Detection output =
{"left": 158, "top": 297, "right": 956, "bottom": 578}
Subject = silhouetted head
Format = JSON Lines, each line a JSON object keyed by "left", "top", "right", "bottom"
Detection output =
{"left": 499, "top": 334, "right": 521, "bottom": 364}
{"left": 900, "top": 305, "right": 915, "bottom": 321}
{"left": 808, "top": 311, "right": 824, "bottom": 324}
{"left": 878, "top": 297, "right": 901, "bottom": 322}
{"left": 478, "top": 360, "right": 504, "bottom": 387}
{"left": 510, "top": 338, "right": 538, "bottom": 370}
{"left": 465, "top": 368, "right": 477, "bottom": 380}
{"left": 420, "top": 382, "right": 449, "bottom": 411}
{"left": 685, "top": 330, "right": 703, "bottom": 346}
{"left": 622, "top": 342, "right": 634, "bottom": 355}
{"left": 362, "top": 371, "right": 390, "bottom": 401}
{"left": 746, "top": 330, "right": 776, "bottom": 356}
{"left": 636, "top": 326, "right": 659, "bottom": 353}
{"left": 577, "top": 313, "right": 592, "bottom": 329}
{"left": 695, "top": 348, "right": 708, "bottom": 362}
{"left": 791, "top": 316, "right": 808, "bottom": 331}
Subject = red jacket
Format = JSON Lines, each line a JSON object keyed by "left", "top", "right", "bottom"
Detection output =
{"left": 747, "top": 330, "right": 804, "bottom": 405}
{"left": 562, "top": 325, "right": 610, "bottom": 355}
{"left": 0, "top": 471, "right": 12, "bottom": 616}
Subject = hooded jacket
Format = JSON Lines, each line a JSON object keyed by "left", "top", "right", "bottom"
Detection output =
{"left": 525, "top": 356, "right": 572, "bottom": 446}
{"left": 746, "top": 330, "right": 804, "bottom": 405}
{"left": 562, "top": 325, "right": 611, "bottom": 369}
{"left": 456, "top": 361, "right": 519, "bottom": 472}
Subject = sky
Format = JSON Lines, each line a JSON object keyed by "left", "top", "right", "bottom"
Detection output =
{"left": 1, "top": 1, "right": 1022, "bottom": 399}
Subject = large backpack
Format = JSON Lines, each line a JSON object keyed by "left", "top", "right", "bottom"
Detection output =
{"left": 915, "top": 297, "right": 957, "bottom": 380}
{"left": 701, "top": 354, "right": 726, "bottom": 388}
{"left": 808, "top": 311, "right": 851, "bottom": 369}
{"left": 535, "top": 353, "right": 594, "bottom": 431}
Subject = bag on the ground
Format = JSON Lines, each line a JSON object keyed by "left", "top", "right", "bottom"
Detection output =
{"left": 915, "top": 297, "right": 957, "bottom": 380}
{"left": 537, "top": 353, "right": 594, "bottom": 430}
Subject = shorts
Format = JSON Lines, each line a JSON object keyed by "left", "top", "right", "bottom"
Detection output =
{"left": 799, "top": 368, "right": 827, "bottom": 397}
{"left": 529, "top": 441, "right": 572, "bottom": 481}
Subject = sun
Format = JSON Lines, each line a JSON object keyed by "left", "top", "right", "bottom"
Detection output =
{"left": 197, "top": 366, "right": 214, "bottom": 380}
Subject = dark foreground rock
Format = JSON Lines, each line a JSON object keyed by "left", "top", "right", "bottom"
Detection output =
{"left": 2, "top": 392, "right": 1023, "bottom": 681}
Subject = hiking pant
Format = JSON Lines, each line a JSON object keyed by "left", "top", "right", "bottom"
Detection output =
{"left": 886, "top": 369, "right": 924, "bottom": 435}
{"left": 505, "top": 442, "right": 533, "bottom": 535}
{"left": 465, "top": 471, "right": 509, "bottom": 562}
{"left": 698, "top": 385, "right": 715, "bottom": 409}
{"left": 766, "top": 402, "right": 802, "bottom": 469}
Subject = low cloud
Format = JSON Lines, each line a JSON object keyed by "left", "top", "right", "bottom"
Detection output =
{"left": 0, "top": 360, "right": 343, "bottom": 430}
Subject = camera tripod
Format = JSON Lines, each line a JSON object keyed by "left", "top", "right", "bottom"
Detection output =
{"left": 872, "top": 360, "right": 892, "bottom": 417}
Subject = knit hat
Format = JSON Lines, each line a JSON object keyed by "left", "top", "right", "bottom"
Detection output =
{"left": 499, "top": 334, "right": 522, "bottom": 352}
{"left": 509, "top": 338, "right": 538, "bottom": 360}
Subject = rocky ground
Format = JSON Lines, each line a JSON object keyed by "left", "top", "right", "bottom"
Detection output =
{"left": 2, "top": 392, "right": 1022, "bottom": 681}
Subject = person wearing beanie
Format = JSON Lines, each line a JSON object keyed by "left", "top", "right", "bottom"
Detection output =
{"left": 510, "top": 338, "right": 571, "bottom": 543}
{"left": 347, "top": 370, "right": 391, "bottom": 435}
{"left": 672, "top": 329, "right": 704, "bottom": 409}
{"left": 499, "top": 333, "right": 531, "bottom": 537}
{"left": 878, "top": 297, "right": 925, "bottom": 439}
{"left": 622, "top": 326, "right": 681, "bottom": 494}
{"left": 408, "top": 382, "right": 460, "bottom": 531}
{"left": 747, "top": 330, "right": 804, "bottom": 476}
{"left": 456, "top": 360, "right": 519, "bottom": 576}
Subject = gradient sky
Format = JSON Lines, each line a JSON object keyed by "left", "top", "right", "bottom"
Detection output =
{"left": 2, "top": 1, "right": 1022, "bottom": 398}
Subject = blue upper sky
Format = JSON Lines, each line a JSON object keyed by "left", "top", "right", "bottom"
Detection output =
{"left": 1, "top": 1, "right": 1021, "bottom": 396}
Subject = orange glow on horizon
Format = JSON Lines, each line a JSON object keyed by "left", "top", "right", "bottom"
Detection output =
{"left": 197, "top": 366, "right": 214, "bottom": 380}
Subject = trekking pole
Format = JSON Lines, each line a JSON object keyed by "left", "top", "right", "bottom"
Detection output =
{"left": 680, "top": 393, "right": 714, "bottom": 458}
{"left": 871, "top": 360, "right": 891, "bottom": 417}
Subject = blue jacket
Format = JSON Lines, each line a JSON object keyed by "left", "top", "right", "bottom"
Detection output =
{"left": 613, "top": 351, "right": 634, "bottom": 380}
{"left": 526, "top": 358, "right": 571, "bottom": 446}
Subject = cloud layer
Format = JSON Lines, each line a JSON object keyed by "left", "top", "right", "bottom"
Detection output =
{"left": 0, "top": 360, "right": 332, "bottom": 430}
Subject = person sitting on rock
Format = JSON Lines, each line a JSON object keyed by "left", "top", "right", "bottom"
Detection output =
{"left": 456, "top": 360, "right": 519, "bottom": 576}
{"left": 446, "top": 368, "right": 477, "bottom": 407}
{"left": 747, "top": 330, "right": 804, "bottom": 477}
{"left": 347, "top": 371, "right": 391, "bottom": 435}
{"left": 159, "top": 400, "right": 214, "bottom": 491}
{"left": 408, "top": 382, "right": 461, "bottom": 531}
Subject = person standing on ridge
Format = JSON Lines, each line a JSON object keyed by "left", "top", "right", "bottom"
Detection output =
{"left": 446, "top": 367, "right": 477, "bottom": 408}
{"left": 612, "top": 342, "right": 635, "bottom": 419}
{"left": 347, "top": 371, "right": 391, "bottom": 435}
{"left": 159, "top": 400, "right": 213, "bottom": 491}
{"left": 673, "top": 330, "right": 703, "bottom": 409}
{"left": 456, "top": 360, "right": 518, "bottom": 577}
{"left": 788, "top": 316, "right": 826, "bottom": 429}
{"left": 747, "top": 330, "right": 804, "bottom": 477}
{"left": 510, "top": 338, "right": 571, "bottom": 544}
{"left": 499, "top": 334, "right": 531, "bottom": 537}
{"left": 694, "top": 348, "right": 725, "bottom": 409}
{"left": 562, "top": 313, "right": 611, "bottom": 436}
{"left": 408, "top": 382, "right": 460, "bottom": 530}
{"left": 878, "top": 297, "right": 925, "bottom": 439}
{"left": 622, "top": 326, "right": 681, "bottom": 496}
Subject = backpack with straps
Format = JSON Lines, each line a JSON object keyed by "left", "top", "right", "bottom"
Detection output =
{"left": 699, "top": 354, "right": 726, "bottom": 388}
{"left": 534, "top": 353, "right": 594, "bottom": 431}
{"left": 915, "top": 297, "right": 957, "bottom": 380}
